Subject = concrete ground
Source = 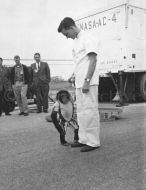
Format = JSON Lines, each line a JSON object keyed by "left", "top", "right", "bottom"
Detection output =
{"left": 0, "top": 103, "right": 145, "bottom": 190}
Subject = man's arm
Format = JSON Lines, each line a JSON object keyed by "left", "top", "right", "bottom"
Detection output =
{"left": 68, "top": 73, "right": 75, "bottom": 86}
{"left": 29, "top": 64, "right": 34, "bottom": 85}
{"left": 23, "top": 65, "right": 30, "bottom": 84}
{"left": 10, "top": 67, "right": 14, "bottom": 85}
{"left": 4, "top": 67, "right": 11, "bottom": 90}
{"left": 85, "top": 52, "right": 97, "bottom": 79}
{"left": 46, "top": 63, "right": 51, "bottom": 83}
{"left": 82, "top": 52, "right": 97, "bottom": 93}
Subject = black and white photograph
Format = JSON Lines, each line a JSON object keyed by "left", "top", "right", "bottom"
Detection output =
{"left": 0, "top": 0, "right": 145, "bottom": 189}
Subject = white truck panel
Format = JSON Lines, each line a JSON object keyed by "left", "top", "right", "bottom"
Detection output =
{"left": 107, "top": 0, "right": 146, "bottom": 9}
{"left": 124, "top": 6, "right": 146, "bottom": 72}
{"left": 76, "top": 1, "right": 146, "bottom": 75}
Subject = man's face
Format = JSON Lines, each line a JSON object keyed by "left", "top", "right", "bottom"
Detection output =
{"left": 14, "top": 57, "right": 20, "bottom": 65}
{"left": 34, "top": 55, "right": 40, "bottom": 62}
{"left": 61, "top": 27, "right": 76, "bottom": 39}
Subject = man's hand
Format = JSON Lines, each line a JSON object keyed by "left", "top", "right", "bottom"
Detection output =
{"left": 68, "top": 76, "right": 75, "bottom": 83}
{"left": 82, "top": 81, "right": 90, "bottom": 93}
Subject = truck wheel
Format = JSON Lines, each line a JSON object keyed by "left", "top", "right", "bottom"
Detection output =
{"left": 4, "top": 91, "right": 15, "bottom": 112}
{"left": 7, "top": 101, "right": 15, "bottom": 112}
{"left": 34, "top": 98, "right": 37, "bottom": 104}
{"left": 137, "top": 73, "right": 146, "bottom": 101}
{"left": 98, "top": 78, "right": 116, "bottom": 102}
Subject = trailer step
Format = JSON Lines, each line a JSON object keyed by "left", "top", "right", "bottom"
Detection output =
{"left": 99, "top": 103, "right": 123, "bottom": 122}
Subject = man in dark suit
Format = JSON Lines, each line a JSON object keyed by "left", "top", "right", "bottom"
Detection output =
{"left": 31, "top": 53, "right": 51, "bottom": 113}
{"left": 0, "top": 57, "right": 12, "bottom": 116}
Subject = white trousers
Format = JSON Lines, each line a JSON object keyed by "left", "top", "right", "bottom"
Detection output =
{"left": 76, "top": 85, "right": 100, "bottom": 147}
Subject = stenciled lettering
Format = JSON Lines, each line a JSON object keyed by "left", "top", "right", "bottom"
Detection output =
{"left": 77, "top": 13, "right": 117, "bottom": 31}
{"left": 88, "top": 20, "right": 92, "bottom": 29}
{"left": 103, "top": 16, "right": 106, "bottom": 25}
{"left": 97, "top": 18, "right": 102, "bottom": 27}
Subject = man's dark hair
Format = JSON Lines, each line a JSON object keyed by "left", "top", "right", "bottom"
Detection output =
{"left": 34, "top": 53, "right": 40, "bottom": 57}
{"left": 0, "top": 57, "right": 3, "bottom": 61}
{"left": 14, "top": 55, "right": 20, "bottom": 59}
{"left": 58, "top": 17, "right": 76, "bottom": 33}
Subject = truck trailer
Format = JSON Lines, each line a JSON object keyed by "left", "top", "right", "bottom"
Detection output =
{"left": 76, "top": 0, "right": 146, "bottom": 103}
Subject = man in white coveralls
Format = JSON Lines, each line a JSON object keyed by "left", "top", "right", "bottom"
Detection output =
{"left": 57, "top": 17, "right": 100, "bottom": 152}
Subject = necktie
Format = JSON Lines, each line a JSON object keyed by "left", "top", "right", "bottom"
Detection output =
{"left": 38, "top": 63, "right": 40, "bottom": 69}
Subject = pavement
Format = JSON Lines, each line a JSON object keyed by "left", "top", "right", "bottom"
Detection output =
{"left": 0, "top": 103, "right": 145, "bottom": 190}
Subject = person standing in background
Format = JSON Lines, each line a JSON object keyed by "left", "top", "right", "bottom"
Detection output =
{"left": 30, "top": 53, "right": 51, "bottom": 113}
{"left": 0, "top": 57, "right": 12, "bottom": 116}
{"left": 10, "top": 55, "right": 29, "bottom": 116}
{"left": 58, "top": 17, "right": 100, "bottom": 152}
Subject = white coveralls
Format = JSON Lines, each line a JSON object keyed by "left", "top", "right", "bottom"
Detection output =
{"left": 72, "top": 30, "right": 100, "bottom": 147}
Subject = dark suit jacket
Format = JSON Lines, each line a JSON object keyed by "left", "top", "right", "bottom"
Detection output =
{"left": 31, "top": 61, "right": 51, "bottom": 86}
{"left": 0, "top": 66, "right": 11, "bottom": 91}
{"left": 10, "top": 64, "right": 30, "bottom": 85}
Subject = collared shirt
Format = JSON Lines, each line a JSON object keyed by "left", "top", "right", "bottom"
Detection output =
{"left": 15, "top": 65, "right": 24, "bottom": 83}
{"left": 35, "top": 62, "right": 40, "bottom": 71}
{"left": 72, "top": 30, "right": 99, "bottom": 88}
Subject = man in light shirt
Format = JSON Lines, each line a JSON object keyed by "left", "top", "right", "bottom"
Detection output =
{"left": 57, "top": 17, "right": 100, "bottom": 152}
{"left": 10, "top": 55, "right": 29, "bottom": 116}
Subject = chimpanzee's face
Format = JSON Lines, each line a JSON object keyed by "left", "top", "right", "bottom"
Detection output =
{"left": 60, "top": 93, "right": 69, "bottom": 104}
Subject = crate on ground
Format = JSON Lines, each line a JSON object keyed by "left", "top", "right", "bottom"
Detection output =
{"left": 73, "top": 103, "right": 123, "bottom": 122}
{"left": 99, "top": 104, "right": 123, "bottom": 122}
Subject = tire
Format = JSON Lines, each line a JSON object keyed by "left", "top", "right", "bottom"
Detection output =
{"left": 98, "top": 77, "right": 117, "bottom": 102}
{"left": 4, "top": 90, "right": 15, "bottom": 112}
{"left": 7, "top": 101, "right": 15, "bottom": 112}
